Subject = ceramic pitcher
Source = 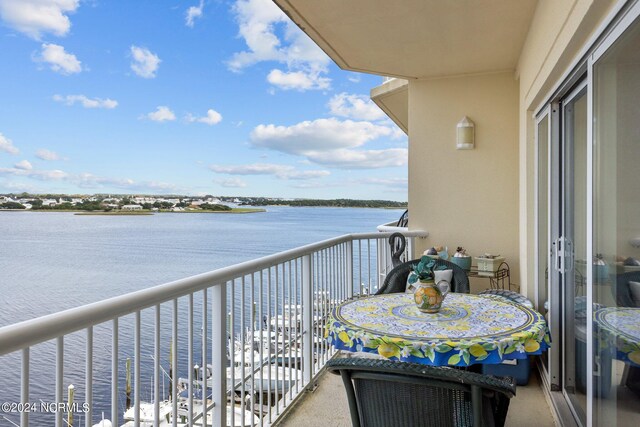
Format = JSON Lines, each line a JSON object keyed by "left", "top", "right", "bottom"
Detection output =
{"left": 413, "top": 279, "right": 450, "bottom": 313}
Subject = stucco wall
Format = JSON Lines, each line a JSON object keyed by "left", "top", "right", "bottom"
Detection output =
{"left": 408, "top": 72, "right": 519, "bottom": 292}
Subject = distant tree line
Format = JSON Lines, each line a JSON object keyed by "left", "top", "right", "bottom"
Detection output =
{"left": 30, "top": 200, "right": 107, "bottom": 211}
{"left": 200, "top": 203, "right": 231, "bottom": 211}
{"left": 240, "top": 198, "right": 407, "bottom": 208}
{"left": 0, "top": 202, "right": 26, "bottom": 209}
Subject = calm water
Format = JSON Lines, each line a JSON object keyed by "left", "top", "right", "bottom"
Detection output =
{"left": 0, "top": 207, "right": 400, "bottom": 325}
{"left": 0, "top": 207, "right": 401, "bottom": 424}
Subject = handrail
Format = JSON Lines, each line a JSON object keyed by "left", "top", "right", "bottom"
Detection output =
{"left": 376, "top": 222, "right": 409, "bottom": 233}
{"left": 0, "top": 230, "right": 427, "bottom": 356}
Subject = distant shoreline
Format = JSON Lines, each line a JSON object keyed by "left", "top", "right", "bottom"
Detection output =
{"left": 0, "top": 208, "right": 267, "bottom": 215}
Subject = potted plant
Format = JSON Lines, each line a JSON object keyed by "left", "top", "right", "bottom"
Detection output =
{"left": 408, "top": 256, "right": 450, "bottom": 313}
{"left": 450, "top": 246, "right": 472, "bottom": 271}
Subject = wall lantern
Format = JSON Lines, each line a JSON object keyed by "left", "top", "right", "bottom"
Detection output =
{"left": 456, "top": 116, "right": 475, "bottom": 150}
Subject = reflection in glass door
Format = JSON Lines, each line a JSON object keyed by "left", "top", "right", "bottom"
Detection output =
{"left": 561, "top": 84, "right": 588, "bottom": 425}
{"left": 592, "top": 12, "right": 640, "bottom": 426}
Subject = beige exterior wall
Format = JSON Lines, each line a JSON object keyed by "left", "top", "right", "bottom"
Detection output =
{"left": 516, "top": 0, "right": 619, "bottom": 299}
{"left": 408, "top": 72, "right": 520, "bottom": 292}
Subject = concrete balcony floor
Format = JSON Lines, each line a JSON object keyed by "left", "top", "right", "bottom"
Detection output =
{"left": 277, "top": 362, "right": 557, "bottom": 427}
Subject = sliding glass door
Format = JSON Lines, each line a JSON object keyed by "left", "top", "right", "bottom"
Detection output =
{"left": 591, "top": 11, "right": 640, "bottom": 427}
{"left": 560, "top": 84, "right": 589, "bottom": 425}
{"left": 535, "top": 5, "right": 640, "bottom": 426}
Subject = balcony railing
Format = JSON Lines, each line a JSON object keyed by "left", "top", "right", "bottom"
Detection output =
{"left": 0, "top": 230, "right": 426, "bottom": 427}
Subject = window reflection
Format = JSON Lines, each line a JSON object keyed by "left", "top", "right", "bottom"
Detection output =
{"left": 593, "top": 16, "right": 640, "bottom": 426}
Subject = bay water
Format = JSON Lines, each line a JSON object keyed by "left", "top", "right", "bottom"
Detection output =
{"left": 0, "top": 207, "right": 402, "bottom": 424}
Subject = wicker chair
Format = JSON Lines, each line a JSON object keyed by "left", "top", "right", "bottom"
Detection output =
{"left": 613, "top": 271, "right": 640, "bottom": 307}
{"left": 327, "top": 358, "right": 516, "bottom": 427}
{"left": 477, "top": 289, "right": 533, "bottom": 308}
{"left": 389, "top": 232, "right": 406, "bottom": 268}
{"left": 377, "top": 258, "right": 470, "bottom": 294}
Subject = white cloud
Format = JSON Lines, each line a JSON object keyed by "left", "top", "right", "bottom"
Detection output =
{"left": 228, "top": 0, "right": 331, "bottom": 91}
{"left": 0, "top": 165, "right": 179, "bottom": 192}
{"left": 145, "top": 106, "right": 176, "bottom": 122}
{"left": 53, "top": 94, "right": 118, "bottom": 109}
{"left": 348, "top": 75, "right": 361, "bottom": 83}
{"left": 185, "top": 0, "right": 204, "bottom": 27}
{"left": 267, "top": 69, "right": 330, "bottom": 91}
{"left": 130, "top": 45, "right": 160, "bottom": 78}
{"left": 35, "top": 148, "right": 61, "bottom": 161}
{"left": 251, "top": 118, "right": 394, "bottom": 154}
{"left": 0, "top": 132, "right": 19, "bottom": 154}
{"left": 360, "top": 177, "right": 408, "bottom": 189}
{"left": 0, "top": 180, "right": 39, "bottom": 193}
{"left": 0, "top": 0, "right": 79, "bottom": 39}
{"left": 250, "top": 118, "right": 408, "bottom": 169}
{"left": 14, "top": 160, "right": 32, "bottom": 170}
{"left": 328, "top": 93, "right": 386, "bottom": 121}
{"left": 74, "top": 173, "right": 178, "bottom": 192}
{"left": 35, "top": 43, "right": 82, "bottom": 75}
{"left": 186, "top": 109, "right": 222, "bottom": 125}
{"left": 305, "top": 148, "right": 408, "bottom": 169}
{"left": 0, "top": 166, "right": 67, "bottom": 180}
{"left": 217, "top": 178, "right": 247, "bottom": 188}
{"left": 210, "top": 163, "right": 330, "bottom": 180}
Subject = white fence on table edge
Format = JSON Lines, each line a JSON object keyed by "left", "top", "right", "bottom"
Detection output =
{"left": 0, "top": 230, "right": 427, "bottom": 427}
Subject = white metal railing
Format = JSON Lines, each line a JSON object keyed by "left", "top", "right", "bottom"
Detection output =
{"left": 0, "top": 230, "right": 426, "bottom": 427}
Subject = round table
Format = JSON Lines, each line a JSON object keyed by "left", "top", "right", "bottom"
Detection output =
{"left": 326, "top": 293, "right": 551, "bottom": 366}
{"left": 595, "top": 307, "right": 640, "bottom": 367}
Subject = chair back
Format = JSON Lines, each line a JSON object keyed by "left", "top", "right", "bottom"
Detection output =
{"left": 327, "top": 358, "right": 515, "bottom": 427}
{"left": 389, "top": 232, "right": 406, "bottom": 268}
{"left": 377, "top": 258, "right": 470, "bottom": 295}
{"left": 613, "top": 271, "right": 640, "bottom": 307}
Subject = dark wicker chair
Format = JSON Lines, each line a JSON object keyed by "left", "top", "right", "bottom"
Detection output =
{"left": 613, "top": 271, "right": 640, "bottom": 307}
{"left": 377, "top": 258, "right": 470, "bottom": 294}
{"left": 327, "top": 358, "right": 516, "bottom": 427}
{"left": 389, "top": 232, "right": 406, "bottom": 268}
{"left": 477, "top": 289, "right": 533, "bottom": 308}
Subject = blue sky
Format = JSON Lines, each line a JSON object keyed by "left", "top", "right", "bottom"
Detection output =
{"left": 0, "top": 0, "right": 407, "bottom": 200}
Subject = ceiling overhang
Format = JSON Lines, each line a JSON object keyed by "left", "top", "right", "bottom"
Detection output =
{"left": 274, "top": 0, "right": 537, "bottom": 79}
{"left": 371, "top": 79, "right": 408, "bottom": 134}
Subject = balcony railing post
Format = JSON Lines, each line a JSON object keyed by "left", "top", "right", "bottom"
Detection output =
{"left": 211, "top": 283, "right": 227, "bottom": 427}
{"left": 21, "top": 348, "right": 29, "bottom": 427}
{"left": 302, "top": 254, "right": 313, "bottom": 386}
{"left": 346, "top": 240, "right": 354, "bottom": 299}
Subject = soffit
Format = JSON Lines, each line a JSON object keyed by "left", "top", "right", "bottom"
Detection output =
{"left": 275, "top": 0, "right": 538, "bottom": 79}
{"left": 371, "top": 79, "right": 408, "bottom": 134}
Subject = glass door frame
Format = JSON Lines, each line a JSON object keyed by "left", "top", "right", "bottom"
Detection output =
{"left": 533, "top": 2, "right": 640, "bottom": 426}
{"left": 560, "top": 80, "right": 589, "bottom": 426}
{"left": 534, "top": 105, "right": 562, "bottom": 392}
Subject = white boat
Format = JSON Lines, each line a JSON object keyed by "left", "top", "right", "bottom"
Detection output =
{"left": 119, "top": 399, "right": 258, "bottom": 427}
{"left": 175, "top": 399, "right": 258, "bottom": 427}
{"left": 179, "top": 361, "right": 301, "bottom": 396}
{"left": 121, "top": 400, "right": 173, "bottom": 426}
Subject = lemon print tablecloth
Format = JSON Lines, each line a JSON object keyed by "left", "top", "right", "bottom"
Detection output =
{"left": 595, "top": 307, "right": 640, "bottom": 367}
{"left": 326, "top": 293, "right": 551, "bottom": 366}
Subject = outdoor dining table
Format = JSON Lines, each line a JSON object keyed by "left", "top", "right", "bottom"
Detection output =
{"left": 326, "top": 292, "right": 551, "bottom": 367}
{"left": 594, "top": 307, "right": 640, "bottom": 367}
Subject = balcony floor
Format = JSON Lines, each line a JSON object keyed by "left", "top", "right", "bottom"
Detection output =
{"left": 277, "top": 360, "right": 557, "bottom": 427}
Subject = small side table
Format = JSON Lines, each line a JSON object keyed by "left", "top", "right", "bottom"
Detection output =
{"left": 467, "top": 262, "right": 511, "bottom": 290}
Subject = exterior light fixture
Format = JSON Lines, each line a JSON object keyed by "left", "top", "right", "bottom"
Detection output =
{"left": 456, "top": 116, "right": 475, "bottom": 150}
